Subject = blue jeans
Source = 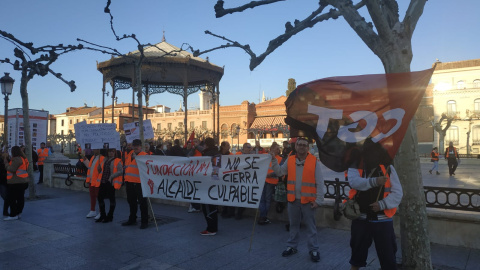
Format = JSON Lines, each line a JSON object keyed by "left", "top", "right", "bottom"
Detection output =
{"left": 259, "top": 183, "right": 275, "bottom": 218}
{"left": 430, "top": 161, "right": 438, "bottom": 172}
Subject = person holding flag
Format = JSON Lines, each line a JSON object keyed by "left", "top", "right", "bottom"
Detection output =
{"left": 346, "top": 139, "right": 403, "bottom": 270}
{"left": 270, "top": 137, "right": 324, "bottom": 263}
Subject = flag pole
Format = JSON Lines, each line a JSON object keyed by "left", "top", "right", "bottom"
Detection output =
{"left": 249, "top": 208, "right": 260, "bottom": 252}
{"left": 147, "top": 198, "right": 159, "bottom": 232}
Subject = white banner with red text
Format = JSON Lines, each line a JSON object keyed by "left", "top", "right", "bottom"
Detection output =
{"left": 136, "top": 154, "right": 270, "bottom": 208}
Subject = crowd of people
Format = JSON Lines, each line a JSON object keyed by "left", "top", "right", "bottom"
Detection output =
{"left": 0, "top": 136, "right": 410, "bottom": 267}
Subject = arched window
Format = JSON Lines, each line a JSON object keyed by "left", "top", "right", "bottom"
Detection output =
{"left": 473, "top": 79, "right": 480, "bottom": 88}
{"left": 475, "top": 99, "right": 480, "bottom": 114}
{"left": 457, "top": 80, "right": 466, "bottom": 89}
{"left": 221, "top": 124, "right": 228, "bottom": 139}
{"left": 445, "top": 126, "right": 459, "bottom": 145}
{"left": 472, "top": 125, "right": 480, "bottom": 145}
{"left": 447, "top": 100, "right": 457, "bottom": 117}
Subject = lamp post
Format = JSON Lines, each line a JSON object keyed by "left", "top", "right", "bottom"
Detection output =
{"left": 0, "top": 73, "right": 14, "bottom": 148}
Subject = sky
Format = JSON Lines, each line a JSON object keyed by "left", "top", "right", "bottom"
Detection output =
{"left": 0, "top": 0, "right": 479, "bottom": 115}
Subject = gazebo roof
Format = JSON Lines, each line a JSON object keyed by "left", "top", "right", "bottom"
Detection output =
{"left": 97, "top": 41, "right": 224, "bottom": 88}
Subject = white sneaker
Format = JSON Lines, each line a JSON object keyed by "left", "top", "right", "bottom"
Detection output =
{"left": 94, "top": 213, "right": 101, "bottom": 220}
{"left": 86, "top": 211, "right": 97, "bottom": 218}
{"left": 4, "top": 216, "right": 19, "bottom": 221}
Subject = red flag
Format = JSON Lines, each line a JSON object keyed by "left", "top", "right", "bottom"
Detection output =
{"left": 285, "top": 69, "right": 434, "bottom": 172}
{"left": 184, "top": 131, "right": 195, "bottom": 148}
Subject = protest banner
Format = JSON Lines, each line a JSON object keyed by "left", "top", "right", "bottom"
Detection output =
{"left": 74, "top": 122, "right": 120, "bottom": 150}
{"left": 136, "top": 154, "right": 271, "bottom": 208}
{"left": 124, "top": 119, "right": 154, "bottom": 143}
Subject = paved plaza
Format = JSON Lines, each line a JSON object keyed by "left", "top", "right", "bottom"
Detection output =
{"left": 1, "top": 159, "right": 479, "bottom": 270}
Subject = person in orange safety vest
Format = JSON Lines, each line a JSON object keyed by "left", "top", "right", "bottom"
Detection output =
{"left": 121, "top": 139, "right": 148, "bottom": 229}
{"left": 346, "top": 139, "right": 403, "bottom": 270}
{"left": 36, "top": 142, "right": 51, "bottom": 184}
{"left": 95, "top": 148, "right": 123, "bottom": 223}
{"left": 3, "top": 146, "right": 30, "bottom": 220}
{"left": 258, "top": 142, "right": 282, "bottom": 225}
{"left": 270, "top": 137, "right": 324, "bottom": 262}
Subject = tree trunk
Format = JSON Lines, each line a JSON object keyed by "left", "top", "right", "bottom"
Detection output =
{"left": 383, "top": 48, "right": 432, "bottom": 269}
{"left": 438, "top": 132, "right": 445, "bottom": 155}
{"left": 20, "top": 71, "right": 36, "bottom": 199}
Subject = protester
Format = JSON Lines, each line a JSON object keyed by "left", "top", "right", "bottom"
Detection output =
{"left": 270, "top": 137, "right": 324, "bottom": 262}
{"left": 445, "top": 141, "right": 460, "bottom": 176}
{"left": 81, "top": 149, "right": 103, "bottom": 219}
{"left": 258, "top": 142, "right": 282, "bottom": 225}
{"left": 346, "top": 139, "right": 403, "bottom": 270}
{"left": 0, "top": 148, "right": 9, "bottom": 217}
{"left": 95, "top": 149, "right": 123, "bottom": 223}
{"left": 200, "top": 137, "right": 220, "bottom": 236}
{"left": 169, "top": 139, "right": 185, "bottom": 156}
{"left": 429, "top": 147, "right": 440, "bottom": 175}
{"left": 186, "top": 138, "right": 203, "bottom": 213}
{"left": 122, "top": 139, "right": 149, "bottom": 229}
{"left": 3, "top": 146, "right": 29, "bottom": 221}
{"left": 227, "top": 142, "right": 254, "bottom": 220}
{"left": 36, "top": 142, "right": 51, "bottom": 184}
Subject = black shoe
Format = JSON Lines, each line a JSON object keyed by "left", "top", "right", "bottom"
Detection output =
{"left": 140, "top": 223, "right": 148, "bottom": 229}
{"left": 436, "top": 171, "right": 440, "bottom": 175}
{"left": 309, "top": 251, "right": 320, "bottom": 262}
{"left": 452, "top": 172, "right": 455, "bottom": 175}
{"left": 282, "top": 247, "right": 297, "bottom": 257}
{"left": 102, "top": 216, "right": 113, "bottom": 223}
{"left": 429, "top": 170, "right": 432, "bottom": 174}
{"left": 121, "top": 220, "right": 136, "bottom": 226}
{"left": 95, "top": 216, "right": 106, "bottom": 223}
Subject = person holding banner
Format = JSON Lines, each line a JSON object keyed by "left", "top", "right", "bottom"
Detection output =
{"left": 346, "top": 139, "right": 403, "bottom": 270}
{"left": 200, "top": 137, "right": 220, "bottom": 236}
{"left": 122, "top": 139, "right": 149, "bottom": 229}
{"left": 258, "top": 142, "right": 282, "bottom": 225}
{"left": 270, "top": 137, "right": 324, "bottom": 263}
{"left": 95, "top": 149, "right": 123, "bottom": 223}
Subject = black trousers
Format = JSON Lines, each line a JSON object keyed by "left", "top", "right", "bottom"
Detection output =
{"left": 447, "top": 158, "right": 458, "bottom": 176}
{"left": 98, "top": 182, "right": 116, "bottom": 218}
{"left": 38, "top": 165, "right": 44, "bottom": 183}
{"left": 6, "top": 183, "right": 28, "bottom": 217}
{"left": 125, "top": 182, "right": 148, "bottom": 224}
{"left": 202, "top": 204, "right": 218, "bottom": 232}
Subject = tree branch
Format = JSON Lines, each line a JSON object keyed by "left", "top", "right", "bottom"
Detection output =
{"left": 403, "top": 0, "right": 428, "bottom": 39}
{"left": 364, "top": 0, "right": 393, "bottom": 41}
{"left": 214, "top": 0, "right": 286, "bottom": 18}
{"left": 196, "top": 1, "right": 367, "bottom": 70}
{"left": 48, "top": 68, "right": 76, "bottom": 92}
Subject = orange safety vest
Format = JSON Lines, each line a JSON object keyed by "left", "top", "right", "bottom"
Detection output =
{"left": 37, "top": 148, "right": 49, "bottom": 165}
{"left": 266, "top": 155, "right": 282, "bottom": 185}
{"left": 286, "top": 154, "right": 317, "bottom": 204}
{"left": 98, "top": 157, "right": 123, "bottom": 190}
{"left": 445, "top": 147, "right": 458, "bottom": 159}
{"left": 86, "top": 155, "right": 104, "bottom": 186}
{"left": 7, "top": 157, "right": 29, "bottom": 180}
{"left": 347, "top": 165, "right": 396, "bottom": 218}
{"left": 431, "top": 151, "right": 439, "bottom": 161}
{"left": 124, "top": 152, "right": 147, "bottom": 183}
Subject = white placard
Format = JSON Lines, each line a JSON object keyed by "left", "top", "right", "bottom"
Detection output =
{"left": 74, "top": 123, "right": 120, "bottom": 150}
{"left": 7, "top": 108, "right": 48, "bottom": 150}
{"left": 136, "top": 154, "right": 270, "bottom": 208}
{"left": 124, "top": 119, "right": 154, "bottom": 143}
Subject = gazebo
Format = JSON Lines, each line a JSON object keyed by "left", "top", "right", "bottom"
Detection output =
{"left": 97, "top": 36, "right": 224, "bottom": 142}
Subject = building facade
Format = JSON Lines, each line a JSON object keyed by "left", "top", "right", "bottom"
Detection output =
{"left": 432, "top": 59, "right": 480, "bottom": 155}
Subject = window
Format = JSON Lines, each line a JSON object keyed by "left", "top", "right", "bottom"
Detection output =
{"left": 472, "top": 126, "right": 480, "bottom": 145}
{"left": 157, "top": 123, "right": 161, "bottom": 130}
{"left": 61, "top": 130, "right": 64, "bottom": 135}
{"left": 76, "top": 119, "right": 79, "bottom": 123}
{"left": 61, "top": 119, "right": 64, "bottom": 126}
{"left": 457, "top": 80, "right": 465, "bottom": 89}
{"left": 69, "top": 119, "right": 72, "bottom": 124}
{"left": 445, "top": 126, "right": 459, "bottom": 145}
{"left": 202, "top": 121, "right": 207, "bottom": 129}
{"left": 190, "top": 121, "right": 195, "bottom": 129}
{"left": 167, "top": 123, "right": 172, "bottom": 130}
{"left": 221, "top": 124, "right": 228, "bottom": 139}
{"left": 89, "top": 121, "right": 93, "bottom": 124}
{"left": 178, "top": 122, "right": 183, "bottom": 128}
{"left": 475, "top": 99, "right": 480, "bottom": 115}
{"left": 474, "top": 80, "right": 480, "bottom": 88}
{"left": 447, "top": 100, "right": 457, "bottom": 117}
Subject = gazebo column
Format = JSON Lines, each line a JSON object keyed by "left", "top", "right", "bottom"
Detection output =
{"left": 102, "top": 83, "right": 106, "bottom": 123}
{"left": 134, "top": 63, "right": 144, "bottom": 143}
{"left": 211, "top": 89, "right": 216, "bottom": 142}
{"left": 183, "top": 82, "right": 189, "bottom": 144}
{"left": 111, "top": 81, "right": 115, "bottom": 124}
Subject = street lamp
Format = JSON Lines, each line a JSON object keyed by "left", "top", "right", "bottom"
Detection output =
{"left": 0, "top": 73, "right": 14, "bottom": 148}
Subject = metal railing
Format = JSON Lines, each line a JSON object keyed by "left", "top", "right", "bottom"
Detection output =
{"left": 325, "top": 179, "right": 480, "bottom": 213}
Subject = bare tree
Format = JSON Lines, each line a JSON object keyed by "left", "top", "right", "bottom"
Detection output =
{"left": 192, "top": 1, "right": 431, "bottom": 268}
{"left": 1, "top": 30, "right": 81, "bottom": 199}
{"left": 432, "top": 113, "right": 454, "bottom": 154}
